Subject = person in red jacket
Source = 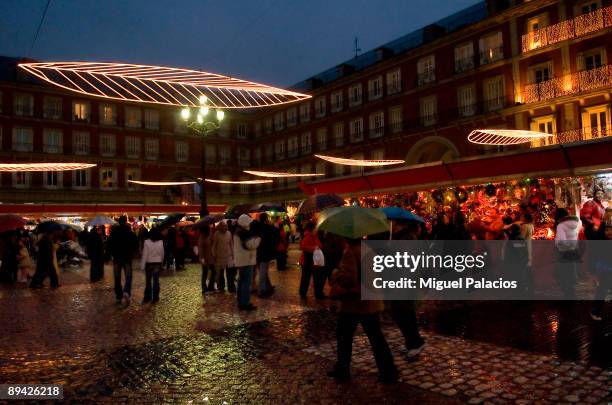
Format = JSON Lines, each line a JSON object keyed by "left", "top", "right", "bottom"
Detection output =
{"left": 299, "top": 221, "right": 321, "bottom": 299}
{"left": 580, "top": 186, "right": 606, "bottom": 240}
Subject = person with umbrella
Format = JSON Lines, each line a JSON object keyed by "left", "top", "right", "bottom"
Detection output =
{"left": 86, "top": 226, "right": 105, "bottom": 282}
{"left": 255, "top": 213, "right": 279, "bottom": 297}
{"left": 106, "top": 216, "right": 139, "bottom": 306}
{"left": 30, "top": 226, "right": 61, "bottom": 289}
{"left": 299, "top": 221, "right": 321, "bottom": 299}
{"left": 318, "top": 206, "right": 398, "bottom": 383}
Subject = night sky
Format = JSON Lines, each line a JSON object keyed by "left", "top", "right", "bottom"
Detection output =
{"left": 0, "top": 0, "right": 480, "bottom": 87}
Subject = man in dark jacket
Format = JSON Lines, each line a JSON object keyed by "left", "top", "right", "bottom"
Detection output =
{"left": 107, "top": 216, "right": 138, "bottom": 305}
{"left": 255, "top": 213, "right": 280, "bottom": 297}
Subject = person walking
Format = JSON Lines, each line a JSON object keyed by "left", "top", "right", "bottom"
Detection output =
{"left": 255, "top": 213, "right": 279, "bottom": 297}
{"left": 16, "top": 237, "right": 33, "bottom": 283}
{"left": 198, "top": 225, "right": 214, "bottom": 293}
{"left": 212, "top": 221, "right": 232, "bottom": 292}
{"left": 107, "top": 216, "right": 139, "bottom": 305}
{"left": 141, "top": 228, "right": 164, "bottom": 304}
{"left": 554, "top": 208, "right": 581, "bottom": 300}
{"left": 233, "top": 214, "right": 260, "bottom": 310}
{"left": 275, "top": 219, "right": 289, "bottom": 272}
{"left": 580, "top": 186, "right": 606, "bottom": 240}
{"left": 299, "top": 221, "right": 321, "bottom": 299}
{"left": 30, "top": 229, "right": 60, "bottom": 289}
{"left": 328, "top": 237, "right": 398, "bottom": 383}
{"left": 86, "top": 226, "right": 105, "bottom": 282}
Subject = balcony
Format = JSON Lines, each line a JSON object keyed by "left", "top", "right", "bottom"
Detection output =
{"left": 529, "top": 127, "right": 610, "bottom": 148}
{"left": 454, "top": 57, "right": 475, "bottom": 74}
{"left": 522, "top": 6, "right": 612, "bottom": 53}
{"left": 479, "top": 46, "right": 503, "bottom": 65}
{"left": 417, "top": 71, "right": 436, "bottom": 86}
{"left": 522, "top": 65, "right": 612, "bottom": 103}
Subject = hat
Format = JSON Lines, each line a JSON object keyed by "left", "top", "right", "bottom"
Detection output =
{"left": 237, "top": 214, "right": 252, "bottom": 229}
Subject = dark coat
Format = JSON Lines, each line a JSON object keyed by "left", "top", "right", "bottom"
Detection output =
{"left": 256, "top": 222, "right": 280, "bottom": 263}
{"left": 107, "top": 224, "right": 138, "bottom": 262}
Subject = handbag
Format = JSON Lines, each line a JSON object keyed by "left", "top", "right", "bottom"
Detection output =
{"left": 313, "top": 248, "right": 325, "bottom": 267}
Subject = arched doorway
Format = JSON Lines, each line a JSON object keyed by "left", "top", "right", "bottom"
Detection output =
{"left": 405, "top": 136, "right": 459, "bottom": 165}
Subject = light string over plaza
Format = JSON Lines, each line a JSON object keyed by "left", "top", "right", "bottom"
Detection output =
{"left": 129, "top": 178, "right": 272, "bottom": 186}
{"left": 243, "top": 170, "right": 324, "bottom": 178}
{"left": 315, "top": 154, "right": 405, "bottom": 167}
{"left": 467, "top": 129, "right": 553, "bottom": 146}
{"left": 18, "top": 62, "right": 311, "bottom": 108}
{"left": 0, "top": 163, "right": 96, "bottom": 172}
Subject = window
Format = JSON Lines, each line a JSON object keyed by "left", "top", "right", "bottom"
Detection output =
{"left": 457, "top": 85, "right": 476, "bottom": 117}
{"left": 253, "top": 147, "right": 261, "bottom": 165}
{"left": 273, "top": 112, "right": 284, "bottom": 131}
{"left": 287, "top": 136, "right": 298, "bottom": 157}
{"left": 349, "top": 84, "right": 362, "bottom": 106}
{"left": 219, "top": 145, "right": 231, "bottom": 165}
{"left": 100, "top": 168, "right": 116, "bottom": 190}
{"left": 12, "top": 127, "right": 33, "bottom": 152}
{"left": 371, "top": 149, "right": 385, "bottom": 171}
{"left": 238, "top": 147, "right": 250, "bottom": 166}
{"left": 369, "top": 112, "right": 384, "bottom": 138}
{"left": 275, "top": 140, "right": 286, "bottom": 160}
{"left": 417, "top": 55, "right": 436, "bottom": 85}
{"left": 240, "top": 177, "right": 250, "bottom": 194}
{"left": 144, "top": 138, "right": 159, "bottom": 160}
{"left": 530, "top": 115, "right": 556, "bottom": 147}
{"left": 525, "top": 14, "right": 549, "bottom": 51}
{"left": 73, "top": 101, "right": 90, "bottom": 122}
{"left": 175, "top": 141, "right": 188, "bottom": 162}
{"left": 73, "top": 131, "right": 90, "bottom": 154}
{"left": 14, "top": 93, "right": 33, "bottom": 116}
{"left": 237, "top": 122, "right": 247, "bottom": 138}
{"left": 73, "top": 169, "right": 88, "bottom": 189}
{"left": 368, "top": 76, "right": 383, "bottom": 100}
{"left": 349, "top": 118, "right": 363, "bottom": 143}
{"left": 100, "top": 134, "right": 116, "bottom": 156}
{"left": 300, "top": 164, "right": 312, "bottom": 178}
{"left": 579, "top": 48, "right": 606, "bottom": 71}
{"left": 299, "top": 103, "right": 310, "bottom": 123}
{"left": 529, "top": 61, "right": 553, "bottom": 83}
{"left": 13, "top": 171, "right": 30, "bottom": 188}
{"left": 454, "top": 42, "right": 474, "bottom": 73}
{"left": 483, "top": 76, "right": 504, "bottom": 111}
{"left": 125, "top": 136, "right": 140, "bottom": 158}
{"left": 43, "top": 96, "right": 62, "bottom": 119}
{"left": 350, "top": 153, "right": 364, "bottom": 174}
{"left": 286, "top": 167, "right": 298, "bottom": 186}
{"left": 479, "top": 32, "right": 503, "bottom": 65}
{"left": 264, "top": 118, "right": 273, "bottom": 134}
{"left": 126, "top": 169, "right": 140, "bottom": 190}
{"left": 315, "top": 161, "right": 326, "bottom": 177}
{"left": 218, "top": 120, "right": 229, "bottom": 138}
{"left": 205, "top": 144, "right": 216, "bottom": 164}
{"left": 331, "top": 91, "right": 343, "bottom": 113}
{"left": 579, "top": 1, "right": 600, "bottom": 15}
{"left": 582, "top": 104, "right": 610, "bottom": 138}
{"left": 264, "top": 144, "right": 273, "bottom": 163}
{"left": 315, "top": 96, "right": 326, "bottom": 118}
{"left": 174, "top": 115, "right": 187, "bottom": 133}
{"left": 316, "top": 128, "right": 327, "bottom": 151}
{"left": 44, "top": 171, "right": 61, "bottom": 189}
{"left": 287, "top": 108, "right": 297, "bottom": 126}
{"left": 100, "top": 103, "right": 117, "bottom": 125}
{"left": 254, "top": 122, "right": 262, "bottom": 138}
{"left": 334, "top": 162, "right": 345, "bottom": 177}
{"left": 43, "top": 128, "right": 62, "bottom": 153}
{"left": 389, "top": 106, "right": 403, "bottom": 133}
{"left": 125, "top": 107, "right": 142, "bottom": 128}
{"left": 420, "top": 96, "right": 437, "bottom": 126}
{"left": 144, "top": 109, "right": 159, "bottom": 129}
{"left": 333, "top": 122, "right": 344, "bottom": 146}
{"left": 301, "top": 132, "right": 312, "bottom": 154}
{"left": 386, "top": 69, "right": 401, "bottom": 95}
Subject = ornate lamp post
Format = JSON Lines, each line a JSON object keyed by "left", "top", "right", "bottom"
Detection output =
{"left": 180, "top": 95, "right": 225, "bottom": 217}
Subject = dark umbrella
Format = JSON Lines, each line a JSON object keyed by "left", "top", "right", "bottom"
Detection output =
{"left": 225, "top": 203, "right": 254, "bottom": 219}
{"left": 250, "top": 202, "right": 286, "bottom": 213}
{"left": 296, "top": 193, "right": 345, "bottom": 216}
{"left": 193, "top": 214, "right": 223, "bottom": 229}
{"left": 0, "top": 214, "right": 26, "bottom": 233}
{"left": 35, "top": 220, "right": 66, "bottom": 233}
{"left": 157, "top": 213, "right": 185, "bottom": 230}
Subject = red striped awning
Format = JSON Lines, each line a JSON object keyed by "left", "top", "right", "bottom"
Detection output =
{"left": 0, "top": 203, "right": 227, "bottom": 216}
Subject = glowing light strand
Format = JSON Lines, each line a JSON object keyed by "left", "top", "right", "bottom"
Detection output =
{"left": 128, "top": 180, "right": 197, "bottom": 186}
{"left": 315, "top": 154, "right": 405, "bottom": 167}
{"left": 243, "top": 170, "right": 324, "bottom": 178}
{"left": 467, "top": 129, "right": 553, "bottom": 146}
{"left": 0, "top": 163, "right": 96, "bottom": 172}
{"left": 18, "top": 62, "right": 311, "bottom": 109}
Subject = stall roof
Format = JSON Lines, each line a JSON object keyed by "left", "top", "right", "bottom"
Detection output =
{"left": 0, "top": 203, "right": 227, "bottom": 217}
{"left": 300, "top": 139, "right": 612, "bottom": 196}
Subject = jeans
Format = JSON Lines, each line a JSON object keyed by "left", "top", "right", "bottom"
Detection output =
{"left": 335, "top": 312, "right": 397, "bottom": 378}
{"left": 258, "top": 261, "right": 271, "bottom": 295}
{"left": 143, "top": 263, "right": 161, "bottom": 301}
{"left": 299, "top": 252, "right": 314, "bottom": 297}
{"left": 113, "top": 260, "right": 132, "bottom": 300}
{"left": 388, "top": 301, "right": 425, "bottom": 350}
{"left": 226, "top": 267, "right": 237, "bottom": 292}
{"left": 201, "top": 264, "right": 213, "bottom": 292}
{"left": 237, "top": 266, "right": 254, "bottom": 307}
{"left": 215, "top": 265, "right": 227, "bottom": 291}
{"left": 90, "top": 259, "right": 104, "bottom": 282}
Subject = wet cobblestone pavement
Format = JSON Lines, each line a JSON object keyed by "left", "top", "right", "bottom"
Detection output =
{"left": 0, "top": 247, "right": 610, "bottom": 404}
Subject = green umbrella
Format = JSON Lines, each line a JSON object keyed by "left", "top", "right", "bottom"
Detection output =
{"left": 317, "top": 206, "right": 389, "bottom": 239}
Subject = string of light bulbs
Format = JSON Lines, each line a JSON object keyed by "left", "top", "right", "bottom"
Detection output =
{"left": 467, "top": 129, "right": 553, "bottom": 145}
{"left": 315, "top": 154, "right": 405, "bottom": 167}
{"left": 243, "top": 170, "right": 324, "bottom": 178}
{"left": 0, "top": 163, "right": 96, "bottom": 172}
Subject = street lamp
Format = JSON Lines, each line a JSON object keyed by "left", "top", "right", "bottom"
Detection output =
{"left": 180, "top": 96, "right": 224, "bottom": 217}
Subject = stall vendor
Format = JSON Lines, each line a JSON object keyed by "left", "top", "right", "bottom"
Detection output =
{"left": 580, "top": 186, "right": 606, "bottom": 239}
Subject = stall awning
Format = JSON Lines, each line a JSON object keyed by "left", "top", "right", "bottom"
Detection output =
{"left": 300, "top": 138, "right": 612, "bottom": 196}
{"left": 0, "top": 203, "right": 227, "bottom": 216}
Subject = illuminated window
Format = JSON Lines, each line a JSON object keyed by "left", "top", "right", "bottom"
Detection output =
{"left": 334, "top": 122, "right": 344, "bottom": 146}
{"left": 286, "top": 108, "right": 297, "bottom": 126}
{"left": 100, "top": 168, "right": 116, "bottom": 190}
{"left": 530, "top": 115, "right": 556, "bottom": 147}
{"left": 126, "top": 169, "right": 140, "bottom": 189}
{"left": 331, "top": 91, "right": 343, "bottom": 113}
{"left": 299, "top": 103, "right": 310, "bottom": 123}
{"left": 301, "top": 132, "right": 312, "bottom": 154}
{"left": 417, "top": 55, "right": 436, "bottom": 85}
{"left": 454, "top": 42, "right": 474, "bottom": 73}
{"left": 349, "top": 118, "right": 363, "bottom": 143}
{"left": 100, "top": 134, "right": 116, "bottom": 156}
{"left": 579, "top": 48, "right": 606, "bottom": 71}
{"left": 73, "top": 131, "right": 90, "bottom": 155}
{"left": 13, "top": 171, "right": 30, "bottom": 188}
{"left": 175, "top": 141, "right": 188, "bottom": 162}
{"left": 73, "top": 169, "right": 88, "bottom": 189}
{"left": 368, "top": 76, "right": 383, "bottom": 100}
{"left": 274, "top": 112, "right": 284, "bottom": 131}
{"left": 315, "top": 96, "right": 326, "bottom": 118}
{"left": 44, "top": 171, "right": 61, "bottom": 189}
{"left": 144, "top": 109, "right": 159, "bottom": 130}
{"left": 73, "top": 101, "right": 90, "bottom": 122}
{"left": 420, "top": 96, "right": 437, "bottom": 126}
{"left": 483, "top": 76, "right": 504, "bottom": 111}
{"left": 389, "top": 106, "right": 403, "bottom": 133}
{"left": 529, "top": 61, "right": 553, "bottom": 84}
{"left": 369, "top": 112, "right": 384, "bottom": 138}
{"left": 43, "top": 128, "right": 63, "bottom": 153}
{"left": 43, "top": 96, "right": 62, "bottom": 119}
{"left": 126, "top": 136, "right": 141, "bottom": 158}
{"left": 12, "top": 126, "right": 33, "bottom": 152}
{"left": 349, "top": 84, "right": 362, "bottom": 106}
{"left": 100, "top": 103, "right": 117, "bottom": 125}
{"left": 287, "top": 136, "right": 298, "bottom": 157}
{"left": 144, "top": 138, "right": 159, "bottom": 160}
{"left": 457, "top": 84, "right": 476, "bottom": 117}
{"left": 582, "top": 105, "right": 610, "bottom": 139}
{"left": 125, "top": 107, "right": 142, "bottom": 128}
{"left": 14, "top": 93, "right": 33, "bottom": 116}
{"left": 386, "top": 69, "right": 401, "bottom": 94}
{"left": 316, "top": 128, "right": 327, "bottom": 151}
{"left": 479, "top": 32, "right": 503, "bottom": 65}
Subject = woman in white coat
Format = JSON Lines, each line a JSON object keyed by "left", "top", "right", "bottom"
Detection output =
{"left": 233, "top": 214, "right": 261, "bottom": 310}
{"left": 141, "top": 228, "right": 164, "bottom": 303}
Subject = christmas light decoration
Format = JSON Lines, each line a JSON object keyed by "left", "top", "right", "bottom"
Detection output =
{"left": 315, "top": 154, "right": 405, "bottom": 166}
{"left": 522, "top": 6, "right": 612, "bottom": 52}
{"left": 467, "top": 129, "right": 553, "bottom": 145}
{"left": 522, "top": 65, "right": 612, "bottom": 103}
{"left": 202, "top": 178, "right": 272, "bottom": 184}
{"left": 128, "top": 180, "right": 196, "bottom": 186}
{"left": 0, "top": 163, "right": 96, "bottom": 172}
{"left": 18, "top": 62, "right": 311, "bottom": 108}
{"left": 243, "top": 170, "right": 324, "bottom": 178}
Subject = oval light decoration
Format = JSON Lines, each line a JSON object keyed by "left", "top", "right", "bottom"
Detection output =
{"left": 467, "top": 129, "right": 554, "bottom": 145}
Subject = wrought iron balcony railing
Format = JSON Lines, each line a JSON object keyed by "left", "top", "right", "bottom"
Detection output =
{"left": 529, "top": 127, "right": 610, "bottom": 148}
